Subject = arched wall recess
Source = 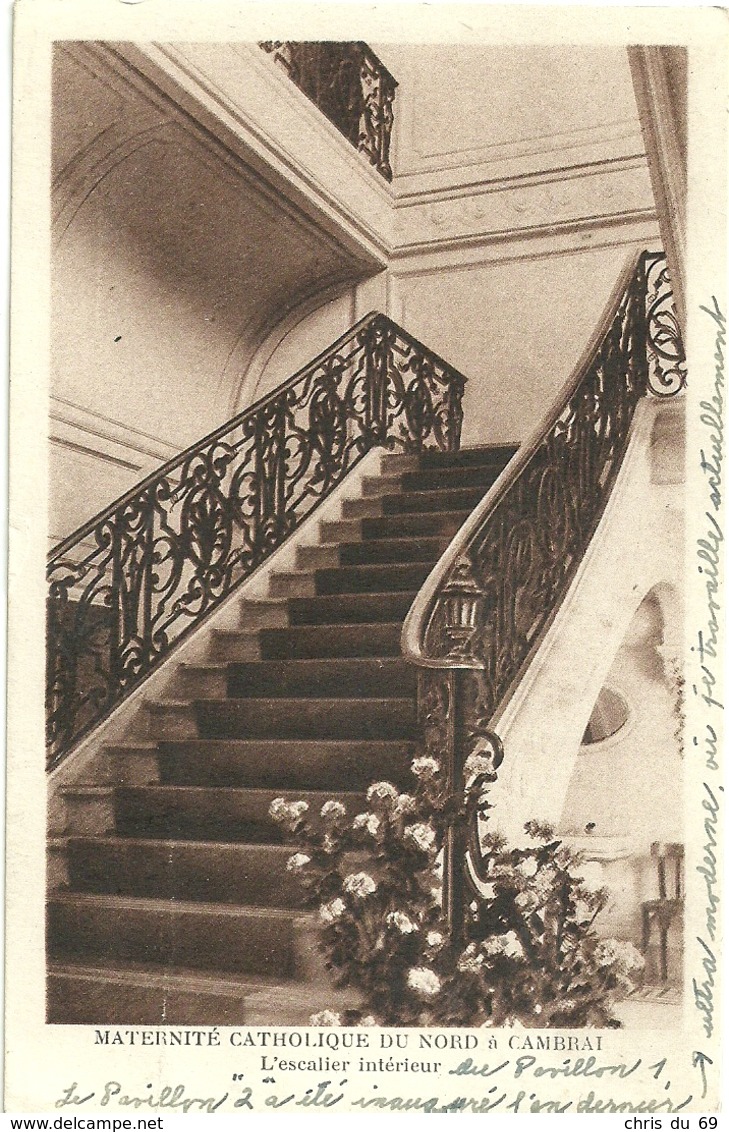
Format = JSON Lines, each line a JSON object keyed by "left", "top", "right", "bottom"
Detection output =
{"left": 50, "top": 45, "right": 383, "bottom": 539}
{"left": 580, "top": 685, "right": 631, "bottom": 747}
{"left": 559, "top": 581, "right": 684, "bottom": 843}
{"left": 230, "top": 283, "right": 359, "bottom": 416}
{"left": 487, "top": 400, "right": 684, "bottom": 840}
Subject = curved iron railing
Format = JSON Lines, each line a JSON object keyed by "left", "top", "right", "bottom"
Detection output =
{"left": 46, "top": 314, "right": 465, "bottom": 769}
{"left": 402, "top": 250, "right": 686, "bottom": 945}
{"left": 260, "top": 41, "right": 397, "bottom": 181}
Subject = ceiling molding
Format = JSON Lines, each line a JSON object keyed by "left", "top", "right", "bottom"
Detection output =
{"left": 393, "top": 153, "right": 648, "bottom": 208}
{"left": 389, "top": 213, "right": 660, "bottom": 275}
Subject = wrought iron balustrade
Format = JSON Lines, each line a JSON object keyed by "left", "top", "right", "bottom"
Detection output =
{"left": 46, "top": 314, "right": 465, "bottom": 768}
{"left": 402, "top": 250, "right": 686, "bottom": 947}
{"left": 260, "top": 41, "right": 397, "bottom": 181}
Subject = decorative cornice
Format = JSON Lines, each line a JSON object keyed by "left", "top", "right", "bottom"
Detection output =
{"left": 393, "top": 153, "right": 648, "bottom": 208}
{"left": 391, "top": 207, "right": 658, "bottom": 263}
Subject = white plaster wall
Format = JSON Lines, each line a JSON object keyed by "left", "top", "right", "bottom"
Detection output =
{"left": 50, "top": 45, "right": 381, "bottom": 543}
{"left": 237, "top": 289, "right": 358, "bottom": 410}
{"left": 378, "top": 45, "right": 644, "bottom": 190}
{"left": 489, "top": 399, "right": 685, "bottom": 840}
{"left": 390, "top": 240, "right": 657, "bottom": 446}
{"left": 559, "top": 597, "right": 682, "bottom": 844}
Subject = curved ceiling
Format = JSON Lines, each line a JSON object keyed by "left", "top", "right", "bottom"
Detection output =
{"left": 52, "top": 45, "right": 380, "bottom": 450}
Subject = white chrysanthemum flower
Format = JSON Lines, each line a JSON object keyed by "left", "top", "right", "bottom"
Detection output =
{"left": 482, "top": 931, "right": 523, "bottom": 959}
{"left": 395, "top": 793, "right": 417, "bottom": 816}
{"left": 319, "top": 897, "right": 346, "bottom": 924}
{"left": 502, "top": 930, "right": 524, "bottom": 959}
{"left": 310, "top": 1010, "right": 341, "bottom": 1026}
{"left": 387, "top": 910, "right": 418, "bottom": 934}
{"left": 595, "top": 939, "right": 644, "bottom": 972}
{"left": 426, "top": 930, "right": 444, "bottom": 949}
{"left": 430, "top": 885, "right": 443, "bottom": 907}
{"left": 517, "top": 857, "right": 539, "bottom": 878}
{"left": 286, "top": 852, "right": 311, "bottom": 873}
{"left": 367, "top": 782, "right": 399, "bottom": 804}
{"left": 515, "top": 891, "right": 532, "bottom": 909}
{"left": 322, "top": 833, "right": 338, "bottom": 855}
{"left": 457, "top": 944, "right": 484, "bottom": 974}
{"left": 407, "top": 967, "right": 441, "bottom": 997}
{"left": 594, "top": 939, "right": 619, "bottom": 967}
{"left": 352, "top": 812, "right": 381, "bottom": 837}
{"left": 269, "top": 798, "right": 309, "bottom": 828}
{"left": 320, "top": 799, "right": 347, "bottom": 821}
{"left": 404, "top": 821, "right": 437, "bottom": 853}
{"left": 411, "top": 755, "right": 440, "bottom": 779}
{"left": 343, "top": 871, "right": 377, "bottom": 898}
{"left": 358, "top": 1015, "right": 377, "bottom": 1027}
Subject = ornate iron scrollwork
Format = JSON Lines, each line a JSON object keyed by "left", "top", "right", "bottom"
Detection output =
{"left": 46, "top": 314, "right": 466, "bottom": 768}
{"left": 644, "top": 252, "right": 688, "bottom": 397}
{"left": 260, "top": 41, "right": 397, "bottom": 181}
{"left": 422, "top": 252, "right": 684, "bottom": 722}
{"left": 413, "top": 250, "right": 686, "bottom": 945}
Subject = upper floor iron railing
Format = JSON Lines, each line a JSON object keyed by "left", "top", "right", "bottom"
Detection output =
{"left": 260, "top": 41, "right": 397, "bottom": 181}
{"left": 402, "top": 250, "right": 686, "bottom": 947}
{"left": 46, "top": 314, "right": 465, "bottom": 769}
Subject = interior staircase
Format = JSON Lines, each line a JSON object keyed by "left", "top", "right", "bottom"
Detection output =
{"left": 47, "top": 443, "right": 517, "bottom": 1025}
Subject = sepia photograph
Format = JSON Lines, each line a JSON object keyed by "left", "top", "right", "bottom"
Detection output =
{"left": 44, "top": 34, "right": 688, "bottom": 1029}
{"left": 5, "top": 0, "right": 725, "bottom": 1113}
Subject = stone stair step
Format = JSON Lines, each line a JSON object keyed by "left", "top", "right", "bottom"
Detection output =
{"left": 146, "top": 701, "right": 197, "bottom": 741}
{"left": 236, "top": 599, "right": 290, "bottom": 628}
{"left": 381, "top": 485, "right": 486, "bottom": 514}
{"left": 340, "top": 496, "right": 383, "bottom": 519}
{"left": 378, "top": 452, "right": 419, "bottom": 473}
{"left": 194, "top": 696, "right": 416, "bottom": 741}
{"left": 46, "top": 960, "right": 263, "bottom": 1026}
{"left": 47, "top": 960, "right": 357, "bottom": 1026}
{"left": 227, "top": 657, "right": 415, "bottom": 699}
{"left": 268, "top": 572, "right": 316, "bottom": 598}
{"left": 401, "top": 464, "right": 506, "bottom": 492}
{"left": 209, "top": 629, "right": 262, "bottom": 663}
{"left": 113, "top": 785, "right": 368, "bottom": 841}
{"left": 156, "top": 739, "right": 415, "bottom": 790}
{"left": 319, "top": 517, "right": 362, "bottom": 542}
{"left": 314, "top": 562, "right": 431, "bottom": 594}
{"left": 339, "top": 535, "right": 447, "bottom": 566}
{"left": 362, "top": 510, "right": 468, "bottom": 539}
{"left": 176, "top": 663, "right": 229, "bottom": 699}
{"left": 59, "top": 785, "right": 117, "bottom": 837}
{"left": 418, "top": 443, "right": 518, "bottom": 469}
{"left": 296, "top": 543, "right": 341, "bottom": 570}
{"left": 65, "top": 837, "right": 308, "bottom": 907}
{"left": 287, "top": 590, "right": 417, "bottom": 625}
{"left": 361, "top": 471, "right": 405, "bottom": 496}
{"left": 258, "top": 622, "right": 402, "bottom": 658}
{"left": 47, "top": 891, "right": 305, "bottom": 976}
{"left": 99, "top": 744, "right": 161, "bottom": 786}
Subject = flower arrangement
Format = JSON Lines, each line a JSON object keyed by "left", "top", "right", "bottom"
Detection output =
{"left": 270, "top": 750, "right": 644, "bottom": 1027}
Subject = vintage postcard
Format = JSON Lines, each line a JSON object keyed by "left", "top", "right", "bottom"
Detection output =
{"left": 5, "top": 0, "right": 727, "bottom": 1115}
